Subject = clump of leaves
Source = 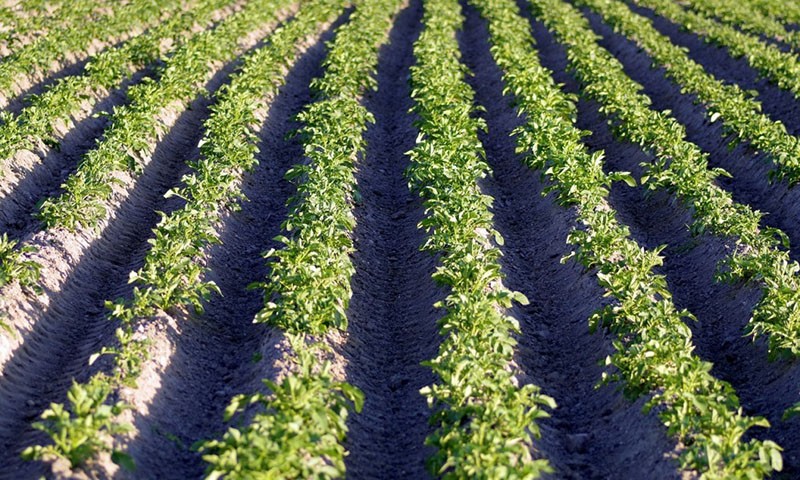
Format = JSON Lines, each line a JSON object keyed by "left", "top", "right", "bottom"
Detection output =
{"left": 199, "top": 337, "right": 363, "bottom": 479}
{"left": 21, "top": 376, "right": 134, "bottom": 471}
{"left": 0, "top": 233, "right": 40, "bottom": 290}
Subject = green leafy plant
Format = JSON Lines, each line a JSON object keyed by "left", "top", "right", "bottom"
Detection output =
{"left": 199, "top": 0, "right": 402, "bottom": 475}
{"left": 581, "top": 0, "right": 800, "bottom": 184}
{"left": 0, "top": 233, "right": 40, "bottom": 291}
{"left": 634, "top": 0, "right": 800, "bottom": 96}
{"left": 21, "top": 377, "right": 133, "bottom": 470}
{"left": 675, "top": 0, "right": 800, "bottom": 51}
{"left": 37, "top": 0, "right": 294, "bottom": 230}
{"left": 199, "top": 336, "right": 363, "bottom": 479}
{"left": 0, "top": 0, "right": 237, "bottom": 168}
{"left": 0, "top": 0, "right": 183, "bottom": 108}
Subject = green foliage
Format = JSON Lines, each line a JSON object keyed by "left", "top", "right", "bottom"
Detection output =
{"left": 200, "top": 0, "right": 400, "bottom": 475}
{"left": 0, "top": 0, "right": 181, "bottom": 102}
{"left": 37, "top": 0, "right": 293, "bottom": 230}
{"left": 113, "top": 0, "right": 346, "bottom": 323}
{"left": 21, "top": 325, "right": 146, "bottom": 470}
{"left": 471, "top": 0, "right": 784, "bottom": 475}
{"left": 409, "top": 0, "right": 555, "bottom": 476}
{"left": 0, "top": 233, "right": 40, "bottom": 291}
{"left": 0, "top": 232, "right": 41, "bottom": 335}
{"left": 255, "top": 0, "right": 400, "bottom": 336}
{"left": 579, "top": 0, "right": 800, "bottom": 184}
{"left": 21, "top": 376, "right": 133, "bottom": 470}
{"left": 741, "top": 0, "right": 800, "bottom": 24}
{"left": 784, "top": 402, "right": 800, "bottom": 421}
{"left": 539, "top": 0, "right": 800, "bottom": 358}
{"left": 0, "top": 0, "right": 236, "bottom": 165}
{"left": 21, "top": 0, "right": 343, "bottom": 474}
{"left": 675, "top": 0, "right": 800, "bottom": 51}
{"left": 199, "top": 336, "right": 363, "bottom": 479}
{"left": 634, "top": 0, "right": 800, "bottom": 102}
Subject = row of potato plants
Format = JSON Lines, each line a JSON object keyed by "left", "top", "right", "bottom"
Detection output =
{"left": 0, "top": 0, "right": 184, "bottom": 108}
{"left": 197, "top": 0, "right": 404, "bottom": 477}
{"left": 742, "top": 0, "right": 800, "bottom": 25}
{"left": 0, "top": 234, "right": 38, "bottom": 289}
{"left": 18, "top": 0, "right": 298, "bottom": 472}
{"left": 0, "top": 0, "right": 94, "bottom": 49}
{"left": 676, "top": 0, "right": 800, "bottom": 52}
{"left": 631, "top": 0, "right": 800, "bottom": 101}
{"left": 474, "top": 0, "right": 783, "bottom": 475}
{"left": 0, "top": 0, "right": 238, "bottom": 164}
{"left": 578, "top": 0, "right": 800, "bottom": 185}
{"left": 408, "top": 0, "right": 556, "bottom": 477}
{"left": 543, "top": 0, "right": 800, "bottom": 358}
{"left": 37, "top": 0, "right": 295, "bottom": 230}
{"left": 0, "top": 232, "right": 39, "bottom": 334}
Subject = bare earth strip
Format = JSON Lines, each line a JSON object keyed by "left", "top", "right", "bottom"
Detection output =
{"left": 341, "top": 0, "right": 440, "bottom": 477}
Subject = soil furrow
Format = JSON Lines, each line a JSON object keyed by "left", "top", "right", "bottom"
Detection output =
{"left": 0, "top": 67, "right": 151, "bottom": 243}
{"left": 464, "top": 4, "right": 682, "bottom": 478}
{"left": 340, "top": 0, "right": 439, "bottom": 477}
{"left": 567, "top": 8, "right": 800, "bottom": 478}
{"left": 121, "top": 20, "right": 343, "bottom": 479}
{"left": 624, "top": 1, "right": 800, "bottom": 136}
{"left": 0, "top": 55, "right": 245, "bottom": 476}
{"left": 581, "top": 7, "right": 800, "bottom": 264}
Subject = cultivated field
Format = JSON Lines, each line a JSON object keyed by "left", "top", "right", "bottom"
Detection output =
{"left": 0, "top": 0, "right": 798, "bottom": 478}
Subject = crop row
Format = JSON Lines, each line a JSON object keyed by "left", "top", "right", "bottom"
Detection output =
{"left": 551, "top": 0, "right": 800, "bottom": 357}
{"left": 0, "top": 0, "right": 98, "bottom": 50}
{"left": 475, "top": 0, "right": 783, "bottom": 475}
{"left": 0, "top": 233, "right": 38, "bottom": 302}
{"left": 676, "top": 0, "right": 800, "bottom": 52}
{"left": 38, "top": 0, "right": 297, "bottom": 230}
{"left": 578, "top": 0, "right": 800, "bottom": 185}
{"left": 197, "top": 0, "right": 404, "bottom": 477}
{"left": 0, "top": 0, "right": 185, "bottom": 108}
{"left": 742, "top": 0, "right": 800, "bottom": 24}
{"left": 408, "top": 0, "right": 555, "bottom": 476}
{"left": 0, "top": 0, "right": 238, "bottom": 165}
{"left": 0, "top": 0, "right": 288, "bottom": 322}
{"left": 20, "top": 0, "right": 297, "bottom": 472}
{"left": 632, "top": 0, "right": 800, "bottom": 101}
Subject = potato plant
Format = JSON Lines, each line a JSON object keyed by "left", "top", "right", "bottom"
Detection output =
{"left": 0, "top": 0, "right": 179, "bottom": 107}
{"left": 0, "top": 0, "right": 237, "bottom": 165}
{"left": 632, "top": 0, "right": 800, "bottom": 96}
{"left": 676, "top": 0, "right": 800, "bottom": 51}
{"left": 199, "top": 0, "right": 403, "bottom": 476}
